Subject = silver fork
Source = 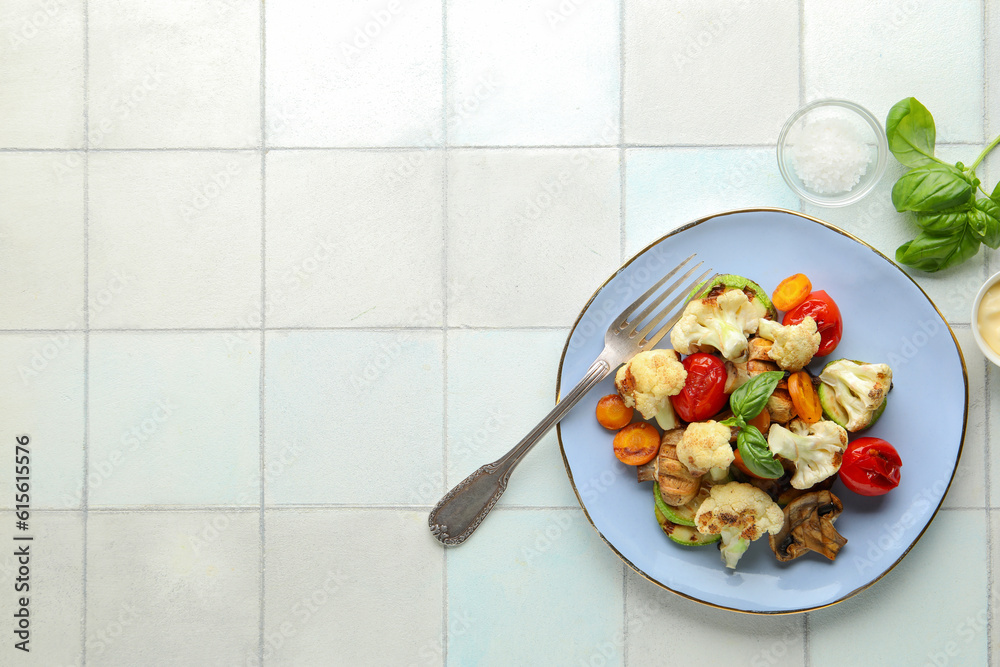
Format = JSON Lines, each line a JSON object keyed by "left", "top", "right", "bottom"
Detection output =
{"left": 428, "top": 254, "right": 714, "bottom": 545}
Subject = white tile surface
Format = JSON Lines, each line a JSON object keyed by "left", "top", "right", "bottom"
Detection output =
{"left": 447, "top": 148, "right": 620, "bottom": 327}
{"left": 263, "top": 509, "right": 442, "bottom": 666}
{"left": 810, "top": 510, "right": 988, "bottom": 667}
{"left": 626, "top": 569, "right": 804, "bottom": 666}
{"left": 0, "top": 0, "right": 84, "bottom": 148}
{"left": 990, "top": 359, "right": 1000, "bottom": 507}
{"left": 0, "top": 152, "right": 86, "bottom": 328}
{"left": 624, "top": 0, "right": 799, "bottom": 145}
{"left": 265, "top": 0, "right": 443, "bottom": 147}
{"left": 86, "top": 511, "right": 260, "bottom": 666}
{"left": 0, "top": 512, "right": 83, "bottom": 665}
{"left": 265, "top": 150, "right": 443, "bottom": 328}
{"left": 264, "top": 331, "right": 443, "bottom": 505}
{"left": 446, "top": 0, "right": 619, "bottom": 146}
{"left": 447, "top": 508, "right": 624, "bottom": 666}
{"left": 989, "top": 1, "right": 999, "bottom": 143}
{"left": 803, "top": 0, "right": 984, "bottom": 142}
{"left": 88, "top": 333, "right": 260, "bottom": 506}
{"left": 88, "top": 151, "right": 262, "bottom": 329}
{"left": 943, "top": 329, "right": 986, "bottom": 509}
{"left": 625, "top": 147, "right": 799, "bottom": 257}
{"left": 88, "top": 0, "right": 261, "bottom": 149}
{"left": 447, "top": 329, "right": 577, "bottom": 507}
{"left": 0, "top": 335, "right": 84, "bottom": 509}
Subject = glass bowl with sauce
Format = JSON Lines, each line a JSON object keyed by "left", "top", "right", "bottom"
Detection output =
{"left": 973, "top": 270, "right": 1000, "bottom": 366}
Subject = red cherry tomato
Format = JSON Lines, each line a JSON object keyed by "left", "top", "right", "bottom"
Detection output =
{"left": 782, "top": 290, "right": 843, "bottom": 356}
{"left": 839, "top": 437, "right": 901, "bottom": 496}
{"left": 670, "top": 353, "right": 728, "bottom": 423}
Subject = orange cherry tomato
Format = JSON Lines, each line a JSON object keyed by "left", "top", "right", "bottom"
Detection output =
{"left": 596, "top": 394, "right": 634, "bottom": 430}
{"left": 732, "top": 448, "right": 764, "bottom": 479}
{"left": 612, "top": 422, "right": 660, "bottom": 466}
{"left": 747, "top": 408, "right": 771, "bottom": 434}
{"left": 771, "top": 273, "right": 812, "bottom": 312}
{"left": 787, "top": 371, "right": 822, "bottom": 423}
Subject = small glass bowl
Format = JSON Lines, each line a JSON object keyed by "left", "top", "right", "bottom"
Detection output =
{"left": 972, "top": 270, "right": 1000, "bottom": 367}
{"left": 777, "top": 99, "right": 888, "bottom": 207}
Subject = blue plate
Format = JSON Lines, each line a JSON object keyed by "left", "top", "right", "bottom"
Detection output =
{"left": 556, "top": 208, "right": 968, "bottom": 614}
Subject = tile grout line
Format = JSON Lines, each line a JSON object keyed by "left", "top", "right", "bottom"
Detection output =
{"left": 0, "top": 325, "right": 575, "bottom": 334}
{"left": 441, "top": 0, "right": 450, "bottom": 662}
{"left": 81, "top": 0, "right": 90, "bottom": 663}
{"left": 257, "top": 0, "right": 267, "bottom": 664}
{"left": 618, "top": 2, "right": 628, "bottom": 665}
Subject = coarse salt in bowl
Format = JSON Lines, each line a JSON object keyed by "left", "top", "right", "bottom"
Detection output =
{"left": 777, "top": 99, "right": 888, "bottom": 207}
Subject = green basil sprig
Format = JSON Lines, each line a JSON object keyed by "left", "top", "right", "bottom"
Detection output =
{"left": 887, "top": 97, "right": 1000, "bottom": 272}
{"left": 737, "top": 425, "right": 784, "bottom": 479}
{"left": 720, "top": 371, "right": 783, "bottom": 479}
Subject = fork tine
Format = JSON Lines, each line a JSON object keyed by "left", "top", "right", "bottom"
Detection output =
{"left": 612, "top": 253, "right": 696, "bottom": 330}
{"left": 642, "top": 271, "right": 718, "bottom": 347}
{"left": 629, "top": 261, "right": 706, "bottom": 333}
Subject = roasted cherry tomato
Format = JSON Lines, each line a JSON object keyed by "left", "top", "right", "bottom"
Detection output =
{"left": 670, "top": 353, "right": 728, "bottom": 423}
{"left": 771, "top": 273, "right": 812, "bottom": 312}
{"left": 595, "top": 394, "right": 634, "bottom": 430}
{"left": 612, "top": 422, "right": 660, "bottom": 466}
{"left": 783, "top": 290, "right": 843, "bottom": 356}
{"left": 787, "top": 371, "right": 822, "bottom": 423}
{"left": 839, "top": 437, "right": 901, "bottom": 496}
{"left": 732, "top": 448, "right": 764, "bottom": 480}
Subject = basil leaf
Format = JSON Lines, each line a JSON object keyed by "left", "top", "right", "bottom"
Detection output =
{"left": 972, "top": 198, "right": 1000, "bottom": 249}
{"left": 895, "top": 226, "right": 981, "bottom": 272}
{"left": 885, "top": 97, "right": 938, "bottom": 167}
{"left": 891, "top": 164, "right": 974, "bottom": 212}
{"left": 728, "top": 370, "right": 783, "bottom": 420}
{"left": 736, "top": 425, "right": 783, "bottom": 479}
{"left": 991, "top": 180, "right": 1000, "bottom": 204}
{"left": 913, "top": 205, "right": 972, "bottom": 234}
{"left": 719, "top": 415, "right": 745, "bottom": 428}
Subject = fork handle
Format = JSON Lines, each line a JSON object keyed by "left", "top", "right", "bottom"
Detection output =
{"left": 428, "top": 358, "right": 612, "bottom": 545}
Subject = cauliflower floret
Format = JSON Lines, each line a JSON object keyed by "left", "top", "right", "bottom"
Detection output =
{"left": 669, "top": 289, "right": 766, "bottom": 362}
{"left": 676, "top": 420, "right": 733, "bottom": 481}
{"left": 767, "top": 419, "right": 848, "bottom": 490}
{"left": 756, "top": 317, "right": 821, "bottom": 371}
{"left": 817, "top": 359, "right": 893, "bottom": 431}
{"left": 694, "top": 482, "right": 784, "bottom": 569}
{"left": 614, "top": 349, "right": 687, "bottom": 419}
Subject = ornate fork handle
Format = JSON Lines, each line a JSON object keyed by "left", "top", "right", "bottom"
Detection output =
{"left": 428, "top": 357, "right": 612, "bottom": 545}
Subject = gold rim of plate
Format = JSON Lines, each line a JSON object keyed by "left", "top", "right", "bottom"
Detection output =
{"left": 553, "top": 206, "right": 970, "bottom": 616}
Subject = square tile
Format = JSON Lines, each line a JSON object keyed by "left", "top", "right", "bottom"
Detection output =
{"left": 942, "top": 329, "right": 985, "bottom": 509}
{"left": 804, "top": 145, "right": 986, "bottom": 324}
{"left": 0, "top": 512, "right": 83, "bottom": 665}
{"left": 803, "top": 0, "right": 983, "bottom": 142}
{"left": 88, "top": 151, "right": 262, "bottom": 329}
{"left": 625, "top": 569, "right": 804, "bottom": 665}
{"left": 0, "top": 0, "right": 84, "bottom": 147}
{"left": 0, "top": 152, "right": 86, "bottom": 328}
{"left": 447, "top": 330, "right": 576, "bottom": 507}
{"left": 810, "top": 510, "right": 987, "bottom": 666}
{"left": 448, "top": 508, "right": 623, "bottom": 666}
{"left": 263, "top": 509, "right": 442, "bottom": 666}
{"left": 88, "top": 333, "right": 260, "bottom": 506}
{"left": 623, "top": 0, "right": 798, "bottom": 144}
{"left": 624, "top": 147, "right": 799, "bottom": 256}
{"left": 265, "top": 150, "right": 443, "bottom": 328}
{"left": 990, "top": 359, "right": 1000, "bottom": 507}
{"left": 265, "top": 331, "right": 443, "bottom": 505}
{"left": 0, "top": 334, "right": 84, "bottom": 509}
{"left": 88, "top": 0, "right": 260, "bottom": 148}
{"left": 447, "top": 149, "right": 620, "bottom": 327}
{"left": 989, "top": 1, "right": 999, "bottom": 143}
{"left": 265, "top": 0, "right": 443, "bottom": 147}
{"left": 446, "top": 0, "right": 619, "bottom": 146}
{"left": 86, "top": 511, "right": 259, "bottom": 665}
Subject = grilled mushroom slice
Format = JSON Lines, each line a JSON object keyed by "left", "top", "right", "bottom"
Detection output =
{"left": 768, "top": 490, "right": 847, "bottom": 562}
{"left": 635, "top": 428, "right": 702, "bottom": 506}
{"left": 766, "top": 388, "right": 797, "bottom": 423}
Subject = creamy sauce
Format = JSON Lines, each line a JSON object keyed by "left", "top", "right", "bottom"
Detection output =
{"left": 978, "top": 282, "right": 1000, "bottom": 356}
